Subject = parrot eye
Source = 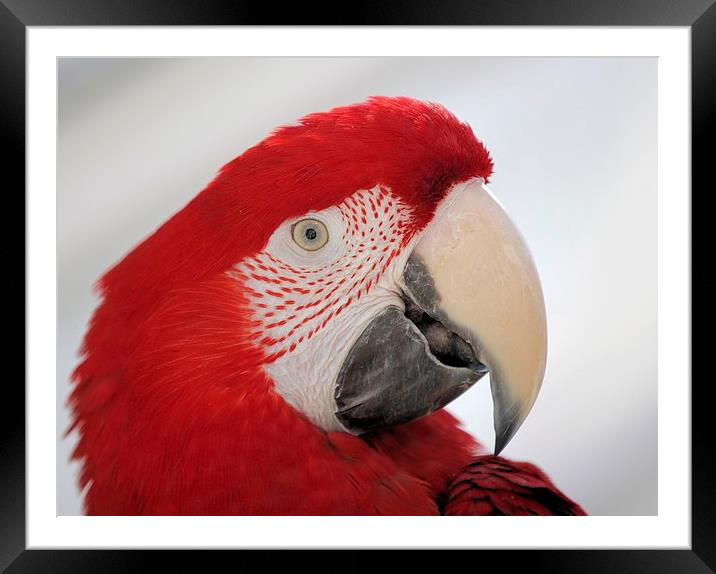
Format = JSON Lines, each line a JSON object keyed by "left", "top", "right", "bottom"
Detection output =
{"left": 291, "top": 219, "right": 329, "bottom": 251}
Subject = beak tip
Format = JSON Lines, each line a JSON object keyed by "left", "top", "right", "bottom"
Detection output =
{"left": 493, "top": 430, "right": 510, "bottom": 457}
{"left": 493, "top": 430, "right": 514, "bottom": 456}
{"left": 492, "top": 401, "right": 525, "bottom": 456}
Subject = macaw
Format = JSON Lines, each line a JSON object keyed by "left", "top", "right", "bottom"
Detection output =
{"left": 69, "top": 96, "right": 585, "bottom": 516}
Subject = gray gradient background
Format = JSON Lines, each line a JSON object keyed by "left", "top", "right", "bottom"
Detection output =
{"left": 57, "top": 57, "right": 657, "bottom": 516}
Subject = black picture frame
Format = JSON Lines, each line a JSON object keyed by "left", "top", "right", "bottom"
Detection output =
{"left": 6, "top": 1, "right": 707, "bottom": 571}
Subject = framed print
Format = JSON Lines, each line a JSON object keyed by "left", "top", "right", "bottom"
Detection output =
{"left": 8, "top": 0, "right": 707, "bottom": 571}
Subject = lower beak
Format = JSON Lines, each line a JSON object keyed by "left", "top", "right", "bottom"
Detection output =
{"left": 334, "top": 179, "right": 547, "bottom": 454}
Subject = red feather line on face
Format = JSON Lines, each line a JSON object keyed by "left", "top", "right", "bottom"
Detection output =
{"left": 233, "top": 185, "right": 411, "bottom": 362}
{"left": 69, "top": 97, "right": 495, "bottom": 515}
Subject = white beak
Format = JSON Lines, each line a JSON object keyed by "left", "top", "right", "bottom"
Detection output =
{"left": 409, "top": 178, "right": 548, "bottom": 453}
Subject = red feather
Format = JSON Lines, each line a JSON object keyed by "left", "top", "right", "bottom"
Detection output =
{"left": 444, "top": 456, "right": 587, "bottom": 516}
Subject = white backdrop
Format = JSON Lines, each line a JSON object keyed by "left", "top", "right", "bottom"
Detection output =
{"left": 57, "top": 57, "right": 657, "bottom": 516}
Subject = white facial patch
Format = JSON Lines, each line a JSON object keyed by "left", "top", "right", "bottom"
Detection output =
{"left": 230, "top": 185, "right": 416, "bottom": 431}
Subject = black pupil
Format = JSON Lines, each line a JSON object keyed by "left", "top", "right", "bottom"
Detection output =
{"left": 305, "top": 227, "right": 318, "bottom": 241}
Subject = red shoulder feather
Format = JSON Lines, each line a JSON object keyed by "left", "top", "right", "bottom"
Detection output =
{"left": 444, "top": 455, "right": 587, "bottom": 516}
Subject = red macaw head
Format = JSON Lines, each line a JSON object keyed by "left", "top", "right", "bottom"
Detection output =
{"left": 79, "top": 96, "right": 546, "bottom": 455}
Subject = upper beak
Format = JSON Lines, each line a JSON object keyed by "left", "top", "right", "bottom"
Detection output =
{"left": 334, "top": 178, "right": 547, "bottom": 455}
{"left": 405, "top": 178, "right": 547, "bottom": 454}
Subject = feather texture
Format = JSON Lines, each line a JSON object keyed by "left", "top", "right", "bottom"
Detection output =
{"left": 443, "top": 455, "right": 587, "bottom": 516}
